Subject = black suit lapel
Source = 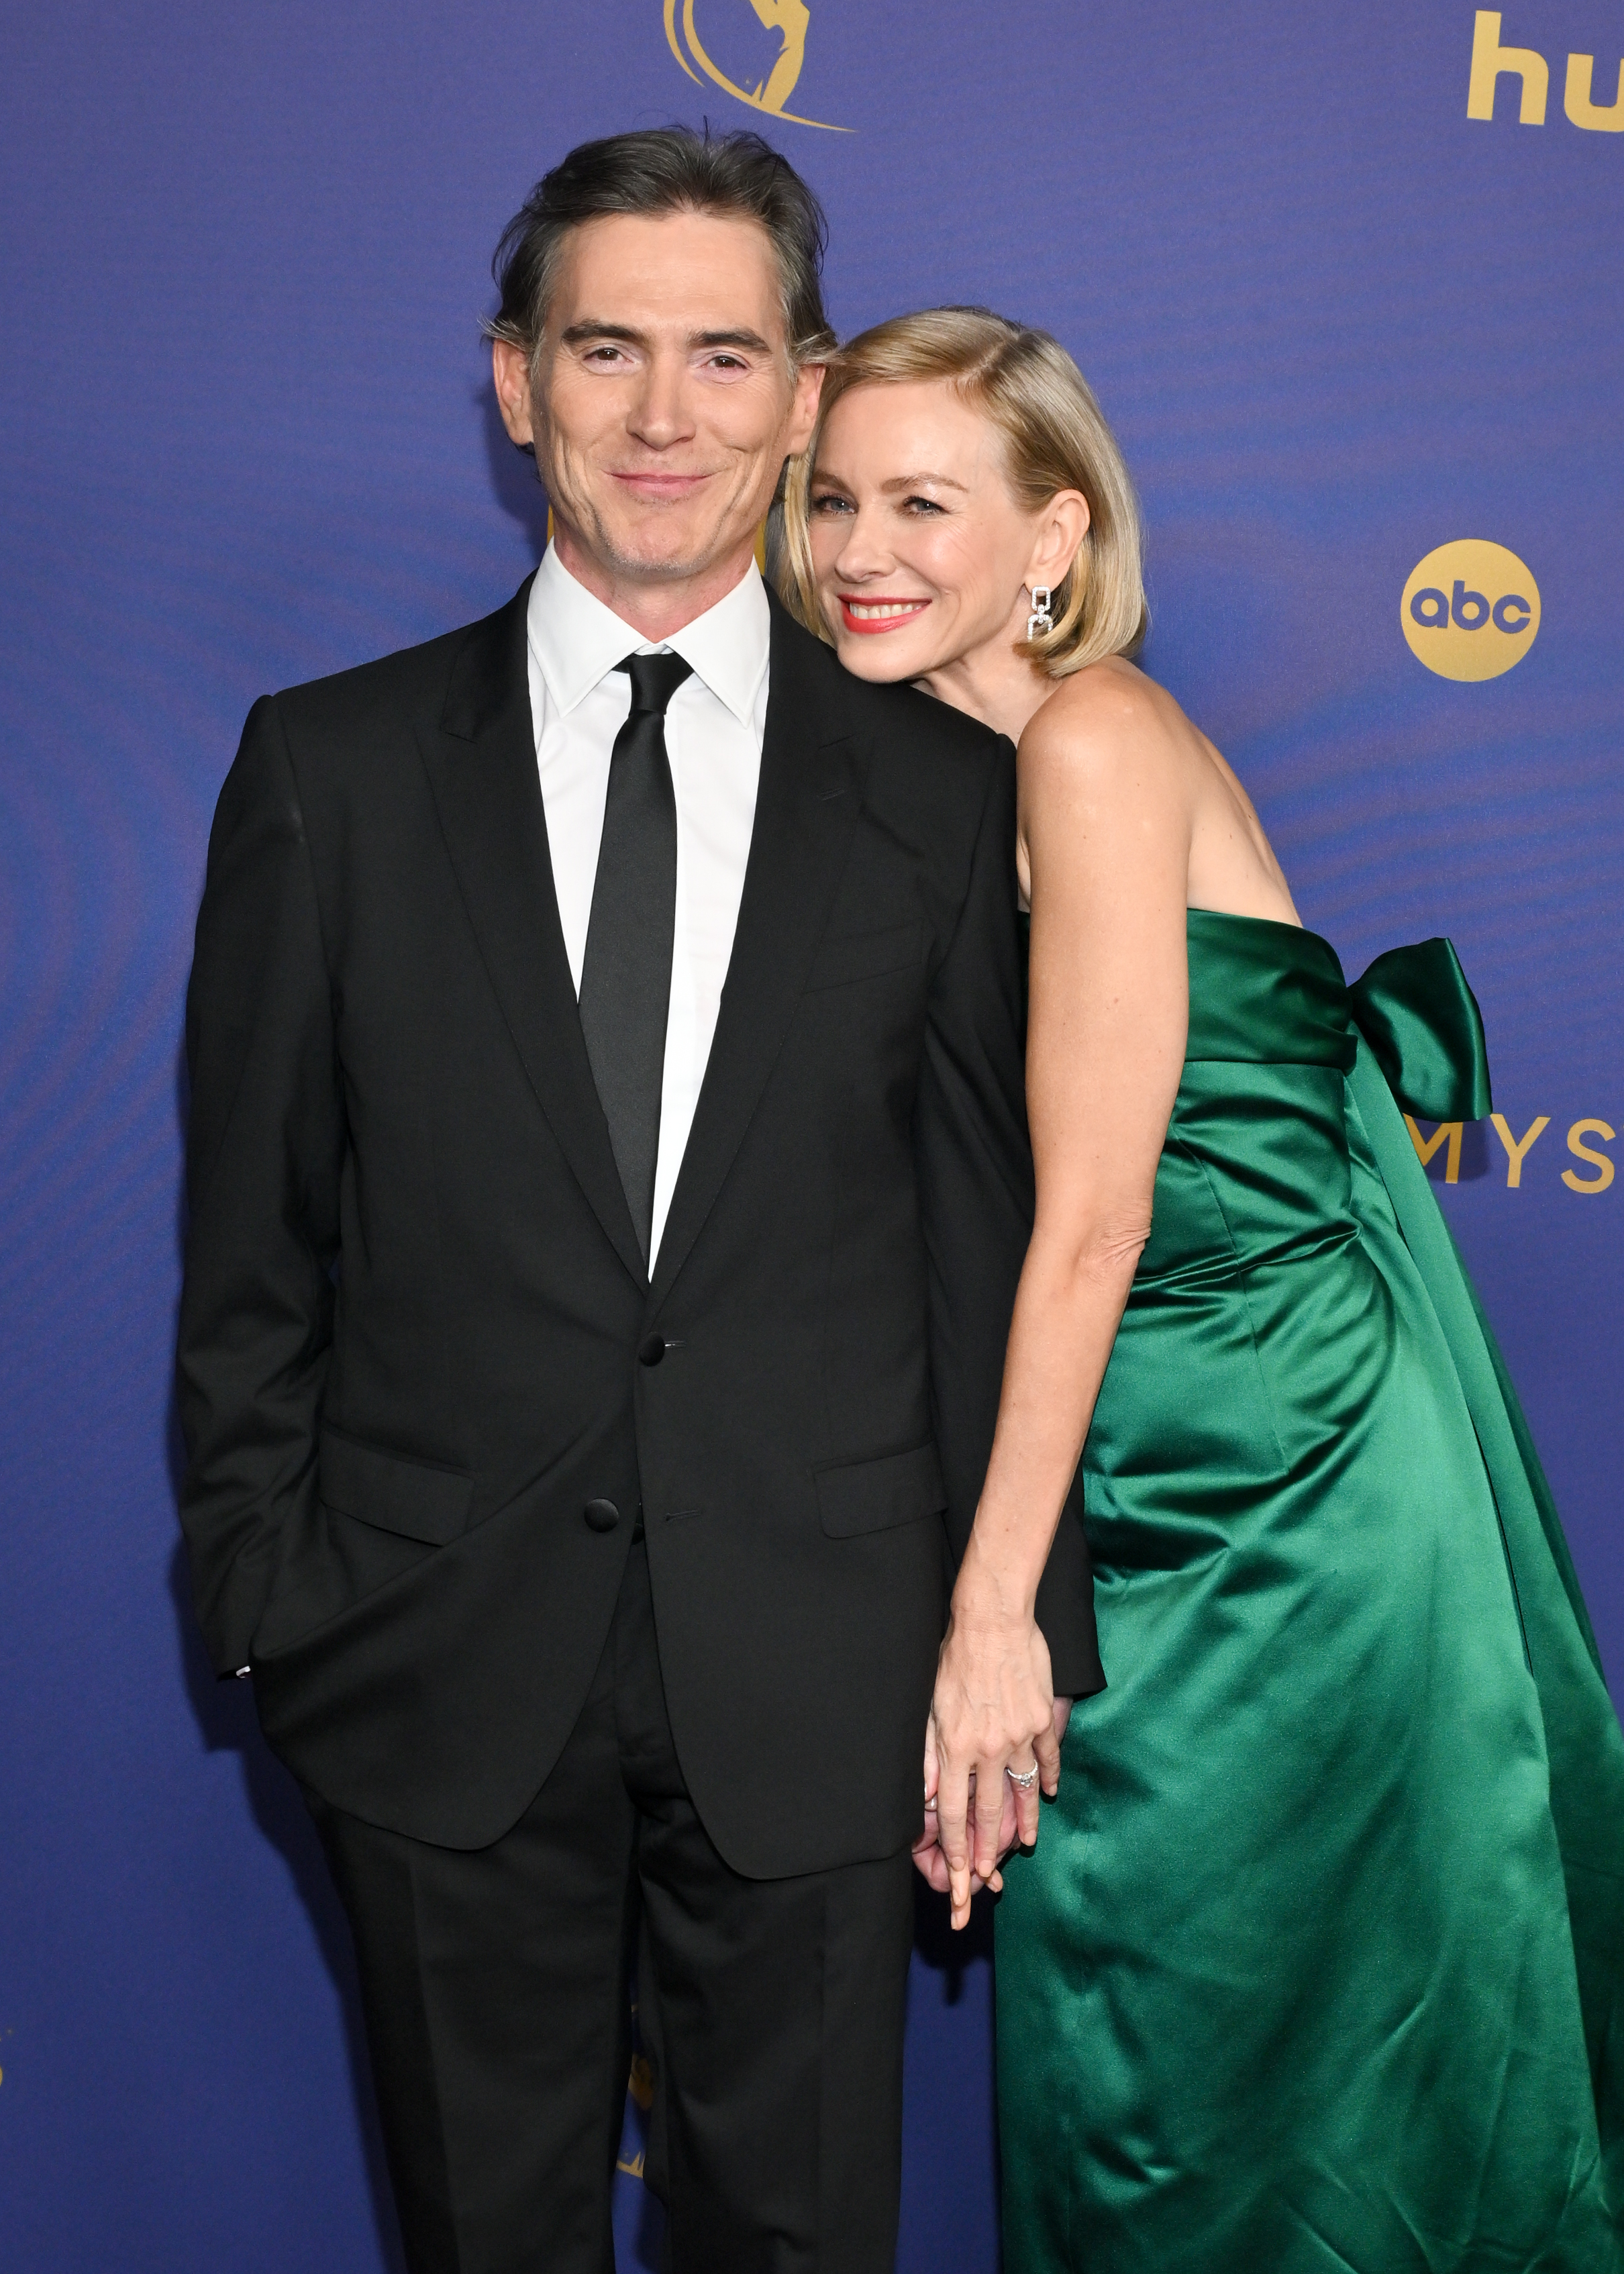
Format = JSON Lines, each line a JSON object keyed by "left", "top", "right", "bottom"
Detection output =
{"left": 651, "top": 602, "right": 864, "bottom": 1305}
{"left": 417, "top": 578, "right": 648, "bottom": 1288}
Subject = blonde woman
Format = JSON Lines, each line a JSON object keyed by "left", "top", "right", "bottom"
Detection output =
{"left": 779, "top": 307, "right": 1624, "bottom": 2271}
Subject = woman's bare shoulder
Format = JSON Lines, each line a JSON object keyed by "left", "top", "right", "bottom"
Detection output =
{"left": 1017, "top": 658, "right": 1193, "bottom": 798}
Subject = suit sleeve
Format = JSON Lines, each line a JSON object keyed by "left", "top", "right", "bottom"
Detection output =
{"left": 915, "top": 738, "right": 1105, "bottom": 1699}
{"left": 176, "top": 696, "right": 345, "bottom": 1675}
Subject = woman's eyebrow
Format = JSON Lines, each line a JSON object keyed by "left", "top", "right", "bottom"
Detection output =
{"left": 879, "top": 471, "right": 969, "bottom": 493}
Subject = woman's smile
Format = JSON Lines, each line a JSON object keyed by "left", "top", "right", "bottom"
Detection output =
{"left": 838, "top": 595, "right": 932, "bottom": 633}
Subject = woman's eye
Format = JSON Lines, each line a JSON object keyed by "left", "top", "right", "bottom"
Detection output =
{"left": 903, "top": 495, "right": 945, "bottom": 515}
{"left": 810, "top": 493, "right": 854, "bottom": 516}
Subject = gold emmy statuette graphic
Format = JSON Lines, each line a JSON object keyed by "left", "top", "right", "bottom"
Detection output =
{"left": 1401, "top": 539, "right": 1541, "bottom": 681}
{"left": 664, "top": 1, "right": 852, "bottom": 130}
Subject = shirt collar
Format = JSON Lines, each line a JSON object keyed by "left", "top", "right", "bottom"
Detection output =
{"left": 527, "top": 543, "right": 770, "bottom": 728}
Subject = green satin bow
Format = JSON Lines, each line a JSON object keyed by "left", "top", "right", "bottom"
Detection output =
{"left": 1348, "top": 938, "right": 1493, "bottom": 1122}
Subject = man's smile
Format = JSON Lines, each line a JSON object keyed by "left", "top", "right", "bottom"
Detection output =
{"left": 609, "top": 469, "right": 715, "bottom": 501}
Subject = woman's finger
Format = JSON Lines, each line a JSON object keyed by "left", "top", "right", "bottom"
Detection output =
{"left": 935, "top": 1756, "right": 974, "bottom": 1930}
{"left": 972, "top": 1756, "right": 1009, "bottom": 1884}
{"left": 1008, "top": 1755, "right": 1042, "bottom": 1848}
{"left": 1034, "top": 1714, "right": 1062, "bottom": 1799}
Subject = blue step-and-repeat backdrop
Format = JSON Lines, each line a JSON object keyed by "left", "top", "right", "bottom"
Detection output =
{"left": 2, "top": 5, "right": 1620, "bottom": 2267}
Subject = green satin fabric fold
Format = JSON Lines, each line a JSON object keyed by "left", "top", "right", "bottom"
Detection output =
{"left": 1347, "top": 1039, "right": 1624, "bottom": 2213}
{"left": 997, "top": 909, "right": 1623, "bottom": 2273}
{"left": 1348, "top": 936, "right": 1494, "bottom": 1122}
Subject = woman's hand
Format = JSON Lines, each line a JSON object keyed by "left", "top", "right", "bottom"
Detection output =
{"left": 914, "top": 1716, "right": 1019, "bottom": 1900}
{"left": 913, "top": 1690, "right": 1077, "bottom": 1902}
{"left": 929, "top": 1551, "right": 1062, "bottom": 1930}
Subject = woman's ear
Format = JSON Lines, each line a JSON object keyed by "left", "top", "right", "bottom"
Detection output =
{"left": 1027, "top": 491, "right": 1090, "bottom": 593}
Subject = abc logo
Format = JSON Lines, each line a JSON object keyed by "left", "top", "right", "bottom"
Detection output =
{"left": 1401, "top": 540, "right": 1540, "bottom": 681}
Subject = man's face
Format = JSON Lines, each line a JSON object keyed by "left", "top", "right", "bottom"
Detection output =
{"left": 494, "top": 209, "right": 821, "bottom": 603}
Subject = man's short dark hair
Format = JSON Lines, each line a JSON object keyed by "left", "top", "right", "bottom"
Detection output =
{"left": 486, "top": 125, "right": 836, "bottom": 373}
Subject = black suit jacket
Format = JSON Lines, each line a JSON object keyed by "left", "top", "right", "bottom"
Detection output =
{"left": 178, "top": 579, "right": 1101, "bottom": 1874}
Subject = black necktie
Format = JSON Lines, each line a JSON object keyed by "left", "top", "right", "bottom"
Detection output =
{"left": 577, "top": 652, "right": 693, "bottom": 1267}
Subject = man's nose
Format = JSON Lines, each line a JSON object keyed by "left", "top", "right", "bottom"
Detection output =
{"left": 627, "top": 354, "right": 695, "bottom": 450}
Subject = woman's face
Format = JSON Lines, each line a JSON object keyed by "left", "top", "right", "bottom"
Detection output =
{"left": 807, "top": 379, "right": 1046, "bottom": 684}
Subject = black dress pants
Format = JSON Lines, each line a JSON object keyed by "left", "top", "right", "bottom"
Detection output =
{"left": 306, "top": 1538, "right": 916, "bottom": 2274}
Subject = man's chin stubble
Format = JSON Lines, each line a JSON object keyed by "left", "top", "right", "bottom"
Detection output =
{"left": 587, "top": 513, "right": 745, "bottom": 587}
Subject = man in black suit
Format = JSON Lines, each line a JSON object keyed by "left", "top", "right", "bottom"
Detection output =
{"left": 178, "top": 127, "right": 1099, "bottom": 2273}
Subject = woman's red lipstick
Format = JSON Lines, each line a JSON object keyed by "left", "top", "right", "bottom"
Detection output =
{"left": 838, "top": 595, "right": 929, "bottom": 635}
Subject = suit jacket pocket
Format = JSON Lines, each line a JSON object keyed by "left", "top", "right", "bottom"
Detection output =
{"left": 804, "top": 921, "right": 923, "bottom": 993}
{"left": 814, "top": 1441, "right": 946, "bottom": 1538}
{"left": 318, "top": 1426, "right": 475, "bottom": 1546}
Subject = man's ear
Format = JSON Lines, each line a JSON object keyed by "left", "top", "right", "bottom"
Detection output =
{"left": 783, "top": 360, "right": 825, "bottom": 458}
{"left": 492, "top": 339, "right": 537, "bottom": 453}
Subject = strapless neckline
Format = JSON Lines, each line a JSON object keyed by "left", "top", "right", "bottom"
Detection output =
{"left": 1186, "top": 907, "right": 1351, "bottom": 1068}
{"left": 1186, "top": 903, "right": 1313, "bottom": 942}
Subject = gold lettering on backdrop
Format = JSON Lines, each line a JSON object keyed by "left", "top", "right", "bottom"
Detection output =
{"left": 1466, "top": 13, "right": 1624, "bottom": 132}
{"left": 1406, "top": 1116, "right": 1464, "bottom": 1184}
{"left": 1565, "top": 52, "right": 1624, "bottom": 130}
{"left": 1562, "top": 1118, "right": 1617, "bottom": 1192}
{"left": 1489, "top": 1112, "right": 1550, "bottom": 1187}
{"left": 1403, "top": 1114, "right": 1616, "bottom": 1191}
{"left": 662, "top": 0, "right": 851, "bottom": 131}
{"left": 1468, "top": 11, "right": 1551, "bottom": 121}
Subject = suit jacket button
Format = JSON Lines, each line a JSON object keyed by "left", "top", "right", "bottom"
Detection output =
{"left": 638, "top": 1333, "right": 667, "bottom": 1368}
{"left": 583, "top": 1498, "right": 620, "bottom": 1533}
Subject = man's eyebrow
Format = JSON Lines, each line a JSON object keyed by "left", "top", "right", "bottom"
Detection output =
{"left": 558, "top": 320, "right": 648, "bottom": 347}
{"left": 691, "top": 328, "right": 774, "bottom": 354}
{"left": 555, "top": 322, "right": 776, "bottom": 356}
{"left": 880, "top": 471, "right": 970, "bottom": 493}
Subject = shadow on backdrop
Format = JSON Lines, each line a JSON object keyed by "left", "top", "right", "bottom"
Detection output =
{"left": 164, "top": 1532, "right": 410, "bottom": 2274}
{"left": 166, "top": 1039, "right": 409, "bottom": 2274}
{"left": 913, "top": 1868, "right": 996, "bottom": 1995}
{"left": 480, "top": 380, "right": 550, "bottom": 561}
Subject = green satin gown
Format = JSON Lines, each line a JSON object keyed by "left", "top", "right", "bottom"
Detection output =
{"left": 997, "top": 910, "right": 1624, "bottom": 2271}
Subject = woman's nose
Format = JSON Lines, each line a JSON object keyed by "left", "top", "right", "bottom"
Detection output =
{"left": 832, "top": 509, "right": 895, "bottom": 581}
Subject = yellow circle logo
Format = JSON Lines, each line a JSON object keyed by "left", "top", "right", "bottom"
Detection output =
{"left": 1401, "top": 540, "right": 1540, "bottom": 681}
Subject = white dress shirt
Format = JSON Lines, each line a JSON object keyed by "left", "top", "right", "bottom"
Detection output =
{"left": 525, "top": 544, "right": 770, "bottom": 1267}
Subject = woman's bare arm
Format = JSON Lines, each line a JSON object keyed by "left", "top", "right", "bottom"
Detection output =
{"left": 929, "top": 664, "right": 1195, "bottom": 1927}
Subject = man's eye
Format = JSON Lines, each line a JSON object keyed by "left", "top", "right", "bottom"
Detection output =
{"left": 707, "top": 354, "right": 748, "bottom": 371}
{"left": 584, "top": 346, "right": 627, "bottom": 366}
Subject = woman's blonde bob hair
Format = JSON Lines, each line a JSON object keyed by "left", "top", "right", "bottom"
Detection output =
{"left": 777, "top": 305, "right": 1147, "bottom": 675}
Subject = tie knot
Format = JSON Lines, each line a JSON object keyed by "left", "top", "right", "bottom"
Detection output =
{"left": 617, "top": 652, "right": 694, "bottom": 717}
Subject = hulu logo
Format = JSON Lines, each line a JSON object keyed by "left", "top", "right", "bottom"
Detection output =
{"left": 1468, "top": 11, "right": 1624, "bottom": 130}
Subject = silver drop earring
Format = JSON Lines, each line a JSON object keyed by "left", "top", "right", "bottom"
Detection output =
{"left": 1027, "top": 584, "right": 1054, "bottom": 639}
